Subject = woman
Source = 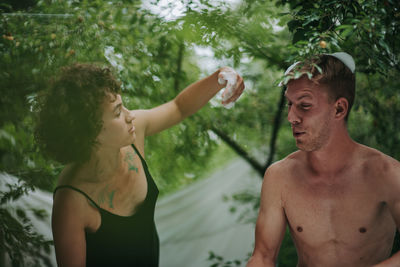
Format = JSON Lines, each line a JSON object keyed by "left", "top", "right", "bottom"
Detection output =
{"left": 35, "top": 63, "right": 244, "bottom": 266}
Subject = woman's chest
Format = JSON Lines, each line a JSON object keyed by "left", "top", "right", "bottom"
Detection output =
{"left": 86, "top": 150, "right": 149, "bottom": 217}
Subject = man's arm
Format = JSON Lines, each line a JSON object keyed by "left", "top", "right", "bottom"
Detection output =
{"left": 247, "top": 162, "right": 287, "bottom": 267}
{"left": 135, "top": 67, "right": 244, "bottom": 137}
{"left": 373, "top": 157, "right": 400, "bottom": 267}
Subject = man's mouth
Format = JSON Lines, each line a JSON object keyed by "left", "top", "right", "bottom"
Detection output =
{"left": 129, "top": 126, "right": 135, "bottom": 133}
{"left": 293, "top": 130, "right": 305, "bottom": 138}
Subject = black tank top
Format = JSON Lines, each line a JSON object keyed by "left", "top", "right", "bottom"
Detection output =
{"left": 54, "top": 144, "right": 159, "bottom": 267}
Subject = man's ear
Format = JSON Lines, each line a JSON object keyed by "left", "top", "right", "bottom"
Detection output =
{"left": 335, "top": 97, "right": 348, "bottom": 120}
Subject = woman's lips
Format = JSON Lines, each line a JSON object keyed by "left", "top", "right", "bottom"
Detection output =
{"left": 129, "top": 126, "right": 135, "bottom": 133}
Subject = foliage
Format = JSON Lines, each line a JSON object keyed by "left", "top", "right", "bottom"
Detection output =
{"left": 178, "top": 0, "right": 295, "bottom": 168}
{"left": 0, "top": 208, "right": 53, "bottom": 266}
{"left": 208, "top": 251, "right": 248, "bottom": 267}
{"left": 281, "top": 0, "right": 399, "bottom": 73}
{"left": 0, "top": 181, "right": 52, "bottom": 266}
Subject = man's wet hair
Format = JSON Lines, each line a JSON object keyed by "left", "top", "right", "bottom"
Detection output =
{"left": 288, "top": 55, "right": 355, "bottom": 121}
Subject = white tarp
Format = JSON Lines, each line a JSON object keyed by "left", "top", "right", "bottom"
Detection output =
{"left": 156, "top": 158, "right": 261, "bottom": 267}
{"left": 0, "top": 157, "right": 261, "bottom": 267}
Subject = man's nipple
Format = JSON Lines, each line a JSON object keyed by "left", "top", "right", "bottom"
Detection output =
{"left": 297, "top": 226, "right": 303, "bottom": 232}
{"left": 359, "top": 227, "right": 367, "bottom": 233}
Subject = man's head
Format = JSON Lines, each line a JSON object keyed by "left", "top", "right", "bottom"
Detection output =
{"left": 284, "top": 53, "right": 356, "bottom": 151}
{"left": 285, "top": 53, "right": 356, "bottom": 121}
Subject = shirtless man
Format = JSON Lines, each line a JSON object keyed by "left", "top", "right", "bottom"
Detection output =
{"left": 247, "top": 53, "right": 400, "bottom": 266}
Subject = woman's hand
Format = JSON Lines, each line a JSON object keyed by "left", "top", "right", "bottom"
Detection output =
{"left": 218, "top": 67, "right": 245, "bottom": 108}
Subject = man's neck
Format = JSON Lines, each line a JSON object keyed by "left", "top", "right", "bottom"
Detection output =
{"left": 306, "top": 130, "right": 356, "bottom": 177}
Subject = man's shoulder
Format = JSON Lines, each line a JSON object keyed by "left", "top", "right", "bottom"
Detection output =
{"left": 357, "top": 144, "right": 400, "bottom": 178}
{"left": 357, "top": 145, "right": 400, "bottom": 204}
{"left": 358, "top": 144, "right": 398, "bottom": 165}
{"left": 264, "top": 150, "right": 303, "bottom": 178}
{"left": 275, "top": 150, "right": 304, "bottom": 167}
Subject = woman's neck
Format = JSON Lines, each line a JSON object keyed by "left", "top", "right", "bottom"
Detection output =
{"left": 80, "top": 146, "right": 124, "bottom": 183}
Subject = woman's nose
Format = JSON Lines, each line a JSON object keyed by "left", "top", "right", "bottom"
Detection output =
{"left": 126, "top": 110, "right": 135, "bottom": 123}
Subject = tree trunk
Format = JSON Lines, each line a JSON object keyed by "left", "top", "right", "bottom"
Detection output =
{"left": 265, "top": 86, "right": 286, "bottom": 169}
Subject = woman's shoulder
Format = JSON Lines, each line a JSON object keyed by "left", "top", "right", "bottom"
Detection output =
{"left": 55, "top": 164, "right": 100, "bottom": 223}
{"left": 53, "top": 183, "right": 101, "bottom": 232}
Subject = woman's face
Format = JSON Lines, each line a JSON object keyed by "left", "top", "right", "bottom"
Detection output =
{"left": 96, "top": 93, "right": 136, "bottom": 149}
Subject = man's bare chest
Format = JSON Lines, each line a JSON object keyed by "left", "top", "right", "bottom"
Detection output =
{"left": 283, "top": 174, "right": 395, "bottom": 246}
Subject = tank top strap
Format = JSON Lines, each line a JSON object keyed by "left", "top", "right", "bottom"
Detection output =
{"left": 54, "top": 185, "right": 101, "bottom": 210}
{"left": 131, "top": 144, "right": 146, "bottom": 165}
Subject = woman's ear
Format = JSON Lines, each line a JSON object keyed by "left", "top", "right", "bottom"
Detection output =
{"left": 335, "top": 97, "right": 348, "bottom": 120}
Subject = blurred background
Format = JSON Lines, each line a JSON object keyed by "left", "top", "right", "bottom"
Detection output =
{"left": 0, "top": 0, "right": 399, "bottom": 266}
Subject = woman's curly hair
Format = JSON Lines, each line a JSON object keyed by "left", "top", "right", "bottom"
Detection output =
{"left": 35, "top": 63, "right": 121, "bottom": 164}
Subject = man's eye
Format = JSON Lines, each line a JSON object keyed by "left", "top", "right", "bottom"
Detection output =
{"left": 300, "top": 104, "right": 311, "bottom": 109}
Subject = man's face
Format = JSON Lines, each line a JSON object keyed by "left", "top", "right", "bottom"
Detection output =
{"left": 285, "top": 76, "right": 335, "bottom": 152}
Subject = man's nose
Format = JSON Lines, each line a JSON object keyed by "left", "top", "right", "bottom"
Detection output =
{"left": 287, "top": 107, "right": 301, "bottom": 125}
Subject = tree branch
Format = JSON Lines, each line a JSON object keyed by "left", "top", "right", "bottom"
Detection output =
{"left": 210, "top": 125, "right": 265, "bottom": 177}
{"left": 174, "top": 41, "right": 185, "bottom": 92}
